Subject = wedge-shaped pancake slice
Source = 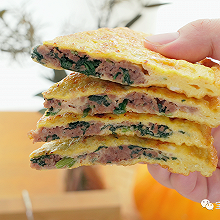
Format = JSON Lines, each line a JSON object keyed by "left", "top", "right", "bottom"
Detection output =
{"left": 31, "top": 27, "right": 220, "bottom": 98}
{"left": 29, "top": 135, "right": 217, "bottom": 177}
{"left": 43, "top": 72, "right": 220, "bottom": 127}
{"left": 28, "top": 112, "right": 212, "bottom": 148}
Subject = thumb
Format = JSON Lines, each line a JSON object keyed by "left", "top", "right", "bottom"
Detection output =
{"left": 144, "top": 19, "right": 220, "bottom": 62}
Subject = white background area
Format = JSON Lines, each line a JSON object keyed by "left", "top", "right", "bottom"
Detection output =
{"left": 1, "top": 0, "right": 220, "bottom": 111}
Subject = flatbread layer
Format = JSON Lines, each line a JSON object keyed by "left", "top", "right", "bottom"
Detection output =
{"left": 29, "top": 135, "right": 217, "bottom": 177}
{"left": 43, "top": 72, "right": 220, "bottom": 127}
{"left": 28, "top": 111, "right": 213, "bottom": 148}
{"left": 31, "top": 27, "right": 220, "bottom": 98}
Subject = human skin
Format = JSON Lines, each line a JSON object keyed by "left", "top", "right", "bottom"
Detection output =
{"left": 144, "top": 19, "right": 220, "bottom": 203}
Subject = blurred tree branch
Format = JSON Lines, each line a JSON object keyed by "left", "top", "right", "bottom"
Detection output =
{"left": 87, "top": 0, "right": 170, "bottom": 29}
{"left": 0, "top": 6, "right": 42, "bottom": 60}
{"left": 96, "top": 0, "right": 127, "bottom": 28}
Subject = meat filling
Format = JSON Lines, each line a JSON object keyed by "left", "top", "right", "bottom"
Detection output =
{"left": 30, "top": 145, "right": 178, "bottom": 170}
{"left": 32, "top": 45, "right": 146, "bottom": 85}
{"left": 44, "top": 92, "right": 198, "bottom": 117}
{"left": 29, "top": 121, "right": 173, "bottom": 142}
{"left": 31, "top": 121, "right": 104, "bottom": 142}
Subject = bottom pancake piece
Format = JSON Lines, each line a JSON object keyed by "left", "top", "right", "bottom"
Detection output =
{"left": 29, "top": 135, "right": 217, "bottom": 177}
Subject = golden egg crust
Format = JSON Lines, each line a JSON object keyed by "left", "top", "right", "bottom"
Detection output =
{"left": 31, "top": 27, "right": 220, "bottom": 98}
{"left": 29, "top": 135, "right": 217, "bottom": 177}
{"left": 42, "top": 72, "right": 220, "bottom": 127}
{"left": 28, "top": 111, "right": 213, "bottom": 149}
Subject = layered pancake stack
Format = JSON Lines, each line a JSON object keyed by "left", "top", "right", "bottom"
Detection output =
{"left": 29, "top": 27, "right": 220, "bottom": 177}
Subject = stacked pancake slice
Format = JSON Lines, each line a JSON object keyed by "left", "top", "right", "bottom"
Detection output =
{"left": 29, "top": 27, "right": 220, "bottom": 177}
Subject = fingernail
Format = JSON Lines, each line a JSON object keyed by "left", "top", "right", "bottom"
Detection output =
{"left": 145, "top": 32, "right": 179, "bottom": 45}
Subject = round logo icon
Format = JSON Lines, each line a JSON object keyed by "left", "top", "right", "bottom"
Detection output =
{"left": 201, "top": 199, "right": 214, "bottom": 210}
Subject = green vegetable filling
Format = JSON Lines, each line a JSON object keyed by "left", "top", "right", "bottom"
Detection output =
{"left": 84, "top": 97, "right": 129, "bottom": 115}
{"left": 71, "top": 50, "right": 78, "bottom": 55}
{"left": 113, "top": 99, "right": 128, "bottom": 114}
{"left": 126, "top": 145, "right": 177, "bottom": 161}
{"left": 48, "top": 47, "right": 101, "bottom": 77}
{"left": 94, "top": 146, "right": 108, "bottom": 152}
{"left": 30, "top": 155, "right": 51, "bottom": 167}
{"left": 31, "top": 145, "right": 178, "bottom": 168}
{"left": 121, "top": 68, "right": 134, "bottom": 85}
{"left": 55, "top": 157, "right": 76, "bottom": 169}
{"left": 33, "top": 47, "right": 135, "bottom": 85}
{"left": 88, "top": 95, "right": 111, "bottom": 107}
{"left": 65, "top": 121, "right": 90, "bottom": 135}
{"left": 157, "top": 100, "right": 168, "bottom": 113}
{"left": 101, "top": 124, "right": 129, "bottom": 135}
{"left": 101, "top": 122, "right": 173, "bottom": 138}
{"left": 113, "top": 68, "right": 134, "bottom": 85}
{"left": 45, "top": 107, "right": 61, "bottom": 116}
{"left": 74, "top": 56, "right": 101, "bottom": 77}
{"left": 45, "top": 134, "right": 60, "bottom": 142}
{"left": 82, "top": 107, "right": 92, "bottom": 118}
{"left": 31, "top": 46, "right": 45, "bottom": 63}
{"left": 135, "top": 123, "right": 173, "bottom": 138}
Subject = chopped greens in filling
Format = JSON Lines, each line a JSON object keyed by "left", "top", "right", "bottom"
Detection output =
{"left": 101, "top": 122, "right": 173, "bottom": 138}
{"left": 48, "top": 47, "right": 102, "bottom": 77}
{"left": 55, "top": 157, "right": 76, "bottom": 169}
{"left": 31, "top": 46, "right": 45, "bottom": 63}
{"left": 101, "top": 124, "right": 130, "bottom": 135}
{"left": 30, "top": 155, "right": 51, "bottom": 167}
{"left": 74, "top": 56, "right": 102, "bottom": 77}
{"left": 88, "top": 95, "right": 111, "bottom": 107}
{"left": 82, "top": 107, "right": 92, "bottom": 118}
{"left": 156, "top": 98, "right": 169, "bottom": 114}
{"left": 59, "top": 55, "right": 74, "bottom": 70}
{"left": 65, "top": 121, "right": 90, "bottom": 135}
{"left": 45, "top": 107, "right": 61, "bottom": 116}
{"left": 94, "top": 145, "right": 108, "bottom": 152}
{"left": 113, "top": 67, "right": 134, "bottom": 85}
{"left": 30, "top": 145, "right": 178, "bottom": 169}
{"left": 113, "top": 99, "right": 128, "bottom": 114}
{"left": 55, "top": 51, "right": 134, "bottom": 84}
{"left": 71, "top": 50, "right": 78, "bottom": 55}
{"left": 121, "top": 68, "right": 134, "bottom": 85}
{"left": 46, "top": 134, "right": 60, "bottom": 142}
{"left": 33, "top": 46, "right": 136, "bottom": 85}
{"left": 82, "top": 98, "right": 128, "bottom": 117}
{"left": 44, "top": 95, "right": 183, "bottom": 118}
{"left": 41, "top": 121, "right": 173, "bottom": 143}
{"left": 154, "top": 98, "right": 174, "bottom": 116}
{"left": 135, "top": 123, "right": 173, "bottom": 138}
{"left": 127, "top": 145, "right": 169, "bottom": 161}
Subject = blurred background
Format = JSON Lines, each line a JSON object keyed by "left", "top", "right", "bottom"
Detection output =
{"left": 0, "top": 0, "right": 220, "bottom": 219}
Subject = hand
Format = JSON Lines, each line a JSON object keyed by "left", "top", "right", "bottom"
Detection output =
{"left": 144, "top": 19, "right": 220, "bottom": 203}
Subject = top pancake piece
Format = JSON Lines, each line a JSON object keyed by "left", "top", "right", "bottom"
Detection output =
{"left": 32, "top": 27, "right": 220, "bottom": 98}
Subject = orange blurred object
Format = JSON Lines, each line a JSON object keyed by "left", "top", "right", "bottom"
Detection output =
{"left": 133, "top": 165, "right": 220, "bottom": 220}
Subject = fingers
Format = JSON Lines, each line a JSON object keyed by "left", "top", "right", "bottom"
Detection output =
{"left": 207, "top": 169, "right": 220, "bottom": 202}
{"left": 212, "top": 126, "right": 220, "bottom": 165}
{"left": 148, "top": 164, "right": 209, "bottom": 202}
{"left": 145, "top": 18, "right": 220, "bottom": 203}
{"left": 147, "top": 164, "right": 173, "bottom": 189}
{"left": 144, "top": 19, "right": 220, "bottom": 62}
{"left": 170, "top": 172, "right": 208, "bottom": 203}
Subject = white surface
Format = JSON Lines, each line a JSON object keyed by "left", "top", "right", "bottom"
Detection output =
{"left": 154, "top": 0, "right": 220, "bottom": 34}
{"left": 0, "top": 0, "right": 219, "bottom": 111}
